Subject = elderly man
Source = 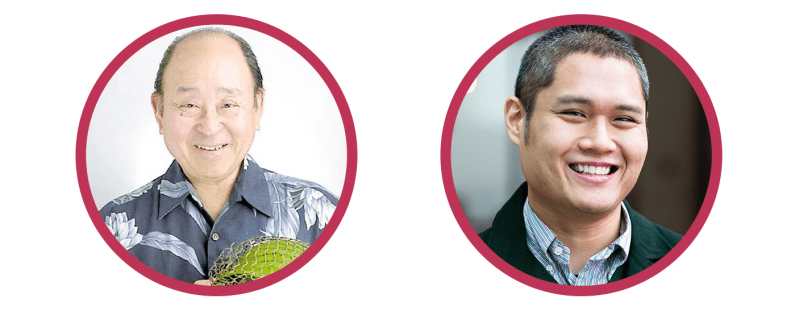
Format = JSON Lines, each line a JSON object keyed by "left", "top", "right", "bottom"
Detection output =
{"left": 100, "top": 28, "right": 337, "bottom": 284}
{"left": 479, "top": 25, "right": 681, "bottom": 285}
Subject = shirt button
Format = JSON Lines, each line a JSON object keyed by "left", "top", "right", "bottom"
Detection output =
{"left": 553, "top": 247, "right": 563, "bottom": 255}
{"left": 546, "top": 265, "right": 554, "bottom": 272}
{"left": 211, "top": 233, "right": 219, "bottom": 241}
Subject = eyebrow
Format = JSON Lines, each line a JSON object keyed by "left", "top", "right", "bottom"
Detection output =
{"left": 616, "top": 104, "right": 644, "bottom": 114}
{"left": 176, "top": 86, "right": 198, "bottom": 94}
{"left": 175, "top": 87, "right": 243, "bottom": 95}
{"left": 217, "top": 87, "right": 242, "bottom": 95}
{"left": 556, "top": 95, "right": 644, "bottom": 115}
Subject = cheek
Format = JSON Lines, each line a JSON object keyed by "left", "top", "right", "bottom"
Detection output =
{"left": 162, "top": 118, "right": 194, "bottom": 143}
{"left": 526, "top": 130, "right": 570, "bottom": 176}
{"left": 622, "top": 133, "right": 648, "bottom": 167}
{"left": 536, "top": 124, "right": 575, "bottom": 159}
{"left": 228, "top": 116, "right": 258, "bottom": 143}
{"left": 232, "top": 117, "right": 250, "bottom": 133}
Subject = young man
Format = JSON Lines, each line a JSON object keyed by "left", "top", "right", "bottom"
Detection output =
{"left": 480, "top": 25, "right": 680, "bottom": 285}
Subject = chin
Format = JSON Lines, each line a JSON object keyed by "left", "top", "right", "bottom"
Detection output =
{"left": 189, "top": 157, "right": 237, "bottom": 175}
{"left": 569, "top": 195, "right": 623, "bottom": 215}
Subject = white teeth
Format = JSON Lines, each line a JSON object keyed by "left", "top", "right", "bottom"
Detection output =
{"left": 572, "top": 164, "right": 612, "bottom": 175}
{"left": 196, "top": 144, "right": 226, "bottom": 151}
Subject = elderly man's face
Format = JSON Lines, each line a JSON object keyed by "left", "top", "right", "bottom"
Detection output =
{"left": 153, "top": 33, "right": 263, "bottom": 183}
{"left": 512, "top": 53, "right": 648, "bottom": 215}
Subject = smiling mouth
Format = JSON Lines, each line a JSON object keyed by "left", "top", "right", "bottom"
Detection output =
{"left": 569, "top": 164, "right": 619, "bottom": 175}
{"left": 195, "top": 144, "right": 228, "bottom": 151}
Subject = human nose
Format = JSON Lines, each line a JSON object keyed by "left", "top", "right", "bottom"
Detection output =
{"left": 577, "top": 120, "right": 617, "bottom": 153}
{"left": 195, "top": 107, "right": 223, "bottom": 136}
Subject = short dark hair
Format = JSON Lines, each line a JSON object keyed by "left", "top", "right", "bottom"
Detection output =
{"left": 515, "top": 25, "right": 649, "bottom": 142}
{"left": 153, "top": 27, "right": 264, "bottom": 113}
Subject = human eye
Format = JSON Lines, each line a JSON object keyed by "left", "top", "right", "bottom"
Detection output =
{"left": 171, "top": 101, "right": 200, "bottom": 117}
{"left": 615, "top": 116, "right": 641, "bottom": 123}
{"left": 218, "top": 101, "right": 241, "bottom": 116}
{"left": 177, "top": 102, "right": 198, "bottom": 109}
{"left": 558, "top": 110, "right": 586, "bottom": 119}
{"left": 613, "top": 115, "right": 644, "bottom": 129}
{"left": 220, "top": 99, "right": 241, "bottom": 109}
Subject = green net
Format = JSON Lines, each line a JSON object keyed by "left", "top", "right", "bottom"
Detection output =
{"left": 210, "top": 236, "right": 310, "bottom": 285}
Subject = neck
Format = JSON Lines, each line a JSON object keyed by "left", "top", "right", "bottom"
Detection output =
{"left": 186, "top": 171, "right": 239, "bottom": 221}
{"left": 527, "top": 195, "right": 622, "bottom": 274}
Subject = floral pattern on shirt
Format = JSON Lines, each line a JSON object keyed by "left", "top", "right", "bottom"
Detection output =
{"left": 111, "top": 181, "right": 154, "bottom": 205}
{"left": 99, "top": 155, "right": 338, "bottom": 283}
{"left": 105, "top": 212, "right": 143, "bottom": 250}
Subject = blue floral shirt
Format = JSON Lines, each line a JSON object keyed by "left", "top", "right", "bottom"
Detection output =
{"left": 99, "top": 155, "right": 338, "bottom": 283}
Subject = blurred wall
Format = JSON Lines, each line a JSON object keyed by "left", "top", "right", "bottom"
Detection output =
{"left": 453, "top": 30, "right": 709, "bottom": 235}
{"left": 625, "top": 38, "right": 711, "bottom": 235}
{"left": 451, "top": 33, "right": 540, "bottom": 233}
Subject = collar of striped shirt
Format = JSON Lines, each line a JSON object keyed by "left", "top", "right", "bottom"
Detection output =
{"left": 523, "top": 198, "right": 632, "bottom": 285}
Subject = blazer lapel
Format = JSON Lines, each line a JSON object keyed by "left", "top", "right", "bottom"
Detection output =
{"left": 621, "top": 201, "right": 676, "bottom": 278}
{"left": 482, "top": 182, "right": 557, "bottom": 283}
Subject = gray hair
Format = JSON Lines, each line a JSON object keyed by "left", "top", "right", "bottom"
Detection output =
{"left": 152, "top": 27, "right": 264, "bottom": 114}
{"left": 515, "top": 25, "right": 649, "bottom": 142}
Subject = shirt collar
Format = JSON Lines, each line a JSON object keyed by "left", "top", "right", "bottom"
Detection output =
{"left": 523, "top": 199, "right": 558, "bottom": 258}
{"left": 157, "top": 155, "right": 272, "bottom": 219}
{"left": 523, "top": 198, "right": 633, "bottom": 269}
{"left": 617, "top": 201, "right": 633, "bottom": 258}
{"left": 232, "top": 155, "right": 272, "bottom": 217}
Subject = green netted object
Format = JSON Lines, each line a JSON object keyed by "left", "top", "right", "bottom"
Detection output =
{"left": 210, "top": 236, "right": 310, "bottom": 285}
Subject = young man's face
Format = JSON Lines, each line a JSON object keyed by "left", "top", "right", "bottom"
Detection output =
{"left": 513, "top": 53, "right": 648, "bottom": 215}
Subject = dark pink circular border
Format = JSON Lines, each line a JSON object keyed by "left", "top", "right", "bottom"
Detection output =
{"left": 76, "top": 15, "right": 357, "bottom": 296}
{"left": 440, "top": 14, "right": 721, "bottom": 296}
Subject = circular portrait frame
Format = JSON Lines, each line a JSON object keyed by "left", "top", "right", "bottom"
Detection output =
{"left": 440, "top": 14, "right": 721, "bottom": 296}
{"left": 76, "top": 14, "right": 357, "bottom": 296}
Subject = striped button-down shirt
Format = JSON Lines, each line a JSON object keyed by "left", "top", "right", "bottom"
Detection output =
{"left": 523, "top": 198, "right": 632, "bottom": 285}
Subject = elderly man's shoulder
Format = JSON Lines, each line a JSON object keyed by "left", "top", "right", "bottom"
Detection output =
{"left": 99, "top": 176, "right": 163, "bottom": 218}
{"left": 257, "top": 168, "right": 339, "bottom": 236}
{"left": 260, "top": 168, "right": 340, "bottom": 206}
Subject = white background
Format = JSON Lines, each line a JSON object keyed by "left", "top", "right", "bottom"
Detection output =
{"left": 87, "top": 25, "right": 346, "bottom": 209}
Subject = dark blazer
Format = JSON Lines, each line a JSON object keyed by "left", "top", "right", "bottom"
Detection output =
{"left": 479, "top": 182, "right": 682, "bottom": 283}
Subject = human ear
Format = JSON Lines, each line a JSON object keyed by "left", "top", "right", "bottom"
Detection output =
{"left": 151, "top": 93, "right": 164, "bottom": 134}
{"left": 505, "top": 96, "right": 525, "bottom": 146}
{"left": 254, "top": 88, "right": 265, "bottom": 131}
